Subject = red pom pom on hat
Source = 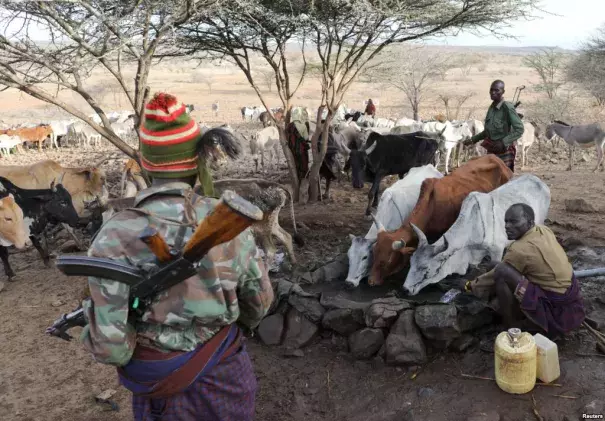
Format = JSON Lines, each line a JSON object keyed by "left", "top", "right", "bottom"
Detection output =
{"left": 144, "top": 92, "right": 186, "bottom": 122}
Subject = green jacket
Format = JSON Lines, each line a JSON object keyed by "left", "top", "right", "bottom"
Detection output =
{"left": 471, "top": 100, "right": 525, "bottom": 147}
{"left": 80, "top": 182, "right": 273, "bottom": 366}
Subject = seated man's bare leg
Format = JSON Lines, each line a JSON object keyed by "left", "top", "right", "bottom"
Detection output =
{"left": 494, "top": 263, "right": 526, "bottom": 329}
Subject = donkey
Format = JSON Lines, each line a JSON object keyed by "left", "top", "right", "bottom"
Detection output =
{"left": 545, "top": 121, "right": 605, "bottom": 172}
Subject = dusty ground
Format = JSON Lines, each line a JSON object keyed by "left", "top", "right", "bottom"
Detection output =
{"left": 0, "top": 47, "right": 605, "bottom": 421}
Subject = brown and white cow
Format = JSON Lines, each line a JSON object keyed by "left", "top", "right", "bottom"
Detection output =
{"left": 369, "top": 154, "right": 513, "bottom": 286}
{"left": 0, "top": 194, "right": 27, "bottom": 250}
{"left": 0, "top": 159, "right": 108, "bottom": 217}
{"left": 1, "top": 125, "right": 54, "bottom": 152}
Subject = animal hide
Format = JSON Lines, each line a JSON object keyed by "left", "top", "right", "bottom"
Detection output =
{"left": 403, "top": 174, "right": 551, "bottom": 295}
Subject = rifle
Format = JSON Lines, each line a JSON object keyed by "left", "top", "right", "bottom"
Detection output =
{"left": 46, "top": 190, "right": 263, "bottom": 341}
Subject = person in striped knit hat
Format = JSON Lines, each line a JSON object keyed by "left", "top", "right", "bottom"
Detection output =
{"left": 80, "top": 92, "right": 267, "bottom": 421}
{"left": 139, "top": 92, "right": 240, "bottom": 196}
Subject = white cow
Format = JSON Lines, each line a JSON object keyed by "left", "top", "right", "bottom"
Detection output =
{"left": 374, "top": 118, "right": 395, "bottom": 129}
{"left": 403, "top": 175, "right": 550, "bottom": 295}
{"left": 249, "top": 126, "right": 280, "bottom": 172}
{"left": 45, "top": 120, "right": 76, "bottom": 148}
{"left": 517, "top": 122, "right": 535, "bottom": 168}
{"left": 0, "top": 135, "right": 22, "bottom": 156}
{"left": 345, "top": 165, "right": 444, "bottom": 287}
{"left": 68, "top": 121, "right": 102, "bottom": 148}
{"left": 212, "top": 102, "right": 219, "bottom": 117}
{"left": 423, "top": 121, "right": 472, "bottom": 174}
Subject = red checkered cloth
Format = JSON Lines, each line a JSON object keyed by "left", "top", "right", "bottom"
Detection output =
{"left": 131, "top": 343, "right": 257, "bottom": 421}
{"left": 481, "top": 138, "right": 516, "bottom": 172}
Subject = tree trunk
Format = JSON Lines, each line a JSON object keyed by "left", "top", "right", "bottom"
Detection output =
{"left": 308, "top": 110, "right": 331, "bottom": 202}
{"left": 277, "top": 125, "right": 301, "bottom": 202}
{"left": 413, "top": 105, "right": 419, "bottom": 122}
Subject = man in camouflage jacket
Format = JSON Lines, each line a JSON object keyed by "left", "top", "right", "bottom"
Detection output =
{"left": 80, "top": 92, "right": 273, "bottom": 421}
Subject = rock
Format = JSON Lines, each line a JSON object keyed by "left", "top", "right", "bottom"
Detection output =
{"left": 322, "top": 309, "right": 365, "bottom": 335}
{"left": 345, "top": 196, "right": 357, "bottom": 204}
{"left": 330, "top": 334, "right": 349, "bottom": 352}
{"left": 319, "top": 292, "right": 369, "bottom": 311}
{"left": 335, "top": 221, "right": 344, "bottom": 228}
{"left": 59, "top": 240, "right": 80, "bottom": 253}
{"left": 297, "top": 222, "right": 310, "bottom": 231}
{"left": 284, "top": 348, "right": 305, "bottom": 358}
{"left": 365, "top": 297, "right": 412, "bottom": 328}
{"left": 414, "top": 304, "right": 461, "bottom": 345}
{"left": 457, "top": 308, "right": 494, "bottom": 332}
{"left": 348, "top": 328, "right": 384, "bottom": 360}
{"left": 290, "top": 284, "right": 319, "bottom": 298}
{"left": 583, "top": 399, "right": 604, "bottom": 416}
{"left": 385, "top": 310, "right": 427, "bottom": 365}
{"left": 51, "top": 300, "right": 65, "bottom": 307}
{"left": 550, "top": 158, "right": 558, "bottom": 164}
{"left": 586, "top": 310, "right": 605, "bottom": 330}
{"left": 288, "top": 294, "right": 325, "bottom": 324}
{"left": 450, "top": 334, "right": 476, "bottom": 352}
{"left": 311, "top": 254, "right": 349, "bottom": 283}
{"left": 283, "top": 307, "right": 319, "bottom": 349}
{"left": 257, "top": 314, "right": 284, "bottom": 346}
{"left": 565, "top": 198, "right": 597, "bottom": 213}
{"left": 276, "top": 279, "right": 294, "bottom": 300}
{"left": 466, "top": 411, "right": 501, "bottom": 421}
{"left": 96, "top": 389, "right": 117, "bottom": 401}
{"left": 581, "top": 154, "right": 590, "bottom": 162}
{"left": 417, "top": 387, "right": 435, "bottom": 399}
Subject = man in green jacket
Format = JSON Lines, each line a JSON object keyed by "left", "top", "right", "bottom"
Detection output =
{"left": 464, "top": 80, "right": 525, "bottom": 171}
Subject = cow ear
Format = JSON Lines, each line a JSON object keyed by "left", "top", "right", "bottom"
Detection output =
{"left": 76, "top": 169, "right": 93, "bottom": 180}
{"left": 398, "top": 246, "right": 416, "bottom": 255}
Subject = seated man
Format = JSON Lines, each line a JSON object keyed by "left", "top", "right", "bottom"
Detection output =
{"left": 463, "top": 203, "right": 585, "bottom": 338}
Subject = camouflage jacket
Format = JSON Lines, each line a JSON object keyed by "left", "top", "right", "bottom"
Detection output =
{"left": 79, "top": 182, "right": 273, "bottom": 367}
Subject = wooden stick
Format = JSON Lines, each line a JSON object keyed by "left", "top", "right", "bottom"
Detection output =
{"left": 460, "top": 373, "right": 562, "bottom": 387}
{"left": 576, "top": 352, "right": 605, "bottom": 358}
{"left": 531, "top": 394, "right": 544, "bottom": 421}
{"left": 552, "top": 395, "right": 579, "bottom": 399}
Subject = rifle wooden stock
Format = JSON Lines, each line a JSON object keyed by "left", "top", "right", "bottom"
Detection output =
{"left": 183, "top": 190, "right": 263, "bottom": 261}
{"left": 139, "top": 226, "right": 172, "bottom": 263}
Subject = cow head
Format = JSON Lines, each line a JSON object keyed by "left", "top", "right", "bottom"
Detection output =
{"left": 401, "top": 224, "right": 452, "bottom": 295}
{"left": 345, "top": 233, "right": 375, "bottom": 287}
{"left": 369, "top": 216, "right": 417, "bottom": 286}
{"left": 45, "top": 178, "right": 80, "bottom": 227}
{"left": 348, "top": 149, "right": 366, "bottom": 189}
{"left": 0, "top": 194, "right": 27, "bottom": 249}
{"left": 69, "top": 166, "right": 109, "bottom": 217}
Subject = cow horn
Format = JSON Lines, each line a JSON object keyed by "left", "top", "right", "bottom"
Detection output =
{"left": 370, "top": 213, "right": 385, "bottom": 233}
{"left": 392, "top": 238, "right": 406, "bottom": 251}
{"left": 410, "top": 223, "right": 428, "bottom": 248}
{"left": 50, "top": 179, "right": 57, "bottom": 192}
{"left": 58, "top": 172, "right": 65, "bottom": 186}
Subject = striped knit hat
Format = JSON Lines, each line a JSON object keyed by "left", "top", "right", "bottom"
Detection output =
{"left": 140, "top": 92, "right": 201, "bottom": 179}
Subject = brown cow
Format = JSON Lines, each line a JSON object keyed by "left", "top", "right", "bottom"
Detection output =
{"left": 0, "top": 194, "right": 27, "bottom": 250}
{"left": 369, "top": 155, "right": 513, "bottom": 286}
{"left": 1, "top": 125, "right": 54, "bottom": 152}
{"left": 0, "top": 159, "right": 108, "bottom": 217}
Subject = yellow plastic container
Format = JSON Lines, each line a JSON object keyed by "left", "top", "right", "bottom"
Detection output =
{"left": 494, "top": 328, "right": 537, "bottom": 394}
{"left": 533, "top": 333, "right": 560, "bottom": 384}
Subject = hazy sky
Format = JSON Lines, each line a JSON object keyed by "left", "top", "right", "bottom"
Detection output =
{"left": 4, "top": 0, "right": 603, "bottom": 50}
{"left": 426, "top": 0, "right": 604, "bottom": 50}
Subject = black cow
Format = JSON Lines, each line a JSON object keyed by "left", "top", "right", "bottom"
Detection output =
{"left": 0, "top": 176, "right": 79, "bottom": 279}
{"left": 347, "top": 131, "right": 441, "bottom": 216}
{"left": 344, "top": 111, "right": 363, "bottom": 122}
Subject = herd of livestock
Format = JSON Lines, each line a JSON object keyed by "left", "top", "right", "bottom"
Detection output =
{"left": 0, "top": 100, "right": 604, "bottom": 296}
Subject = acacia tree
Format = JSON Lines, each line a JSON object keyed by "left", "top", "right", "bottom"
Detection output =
{"left": 175, "top": 0, "right": 308, "bottom": 200}
{"left": 567, "top": 25, "right": 605, "bottom": 106}
{"left": 300, "top": 0, "right": 543, "bottom": 202}
{"left": 522, "top": 48, "right": 566, "bottom": 99}
{"left": 375, "top": 47, "right": 451, "bottom": 120}
{"left": 0, "top": 0, "right": 214, "bottom": 159}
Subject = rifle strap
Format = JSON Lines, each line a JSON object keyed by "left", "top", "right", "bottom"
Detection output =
{"left": 174, "top": 189, "right": 197, "bottom": 250}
